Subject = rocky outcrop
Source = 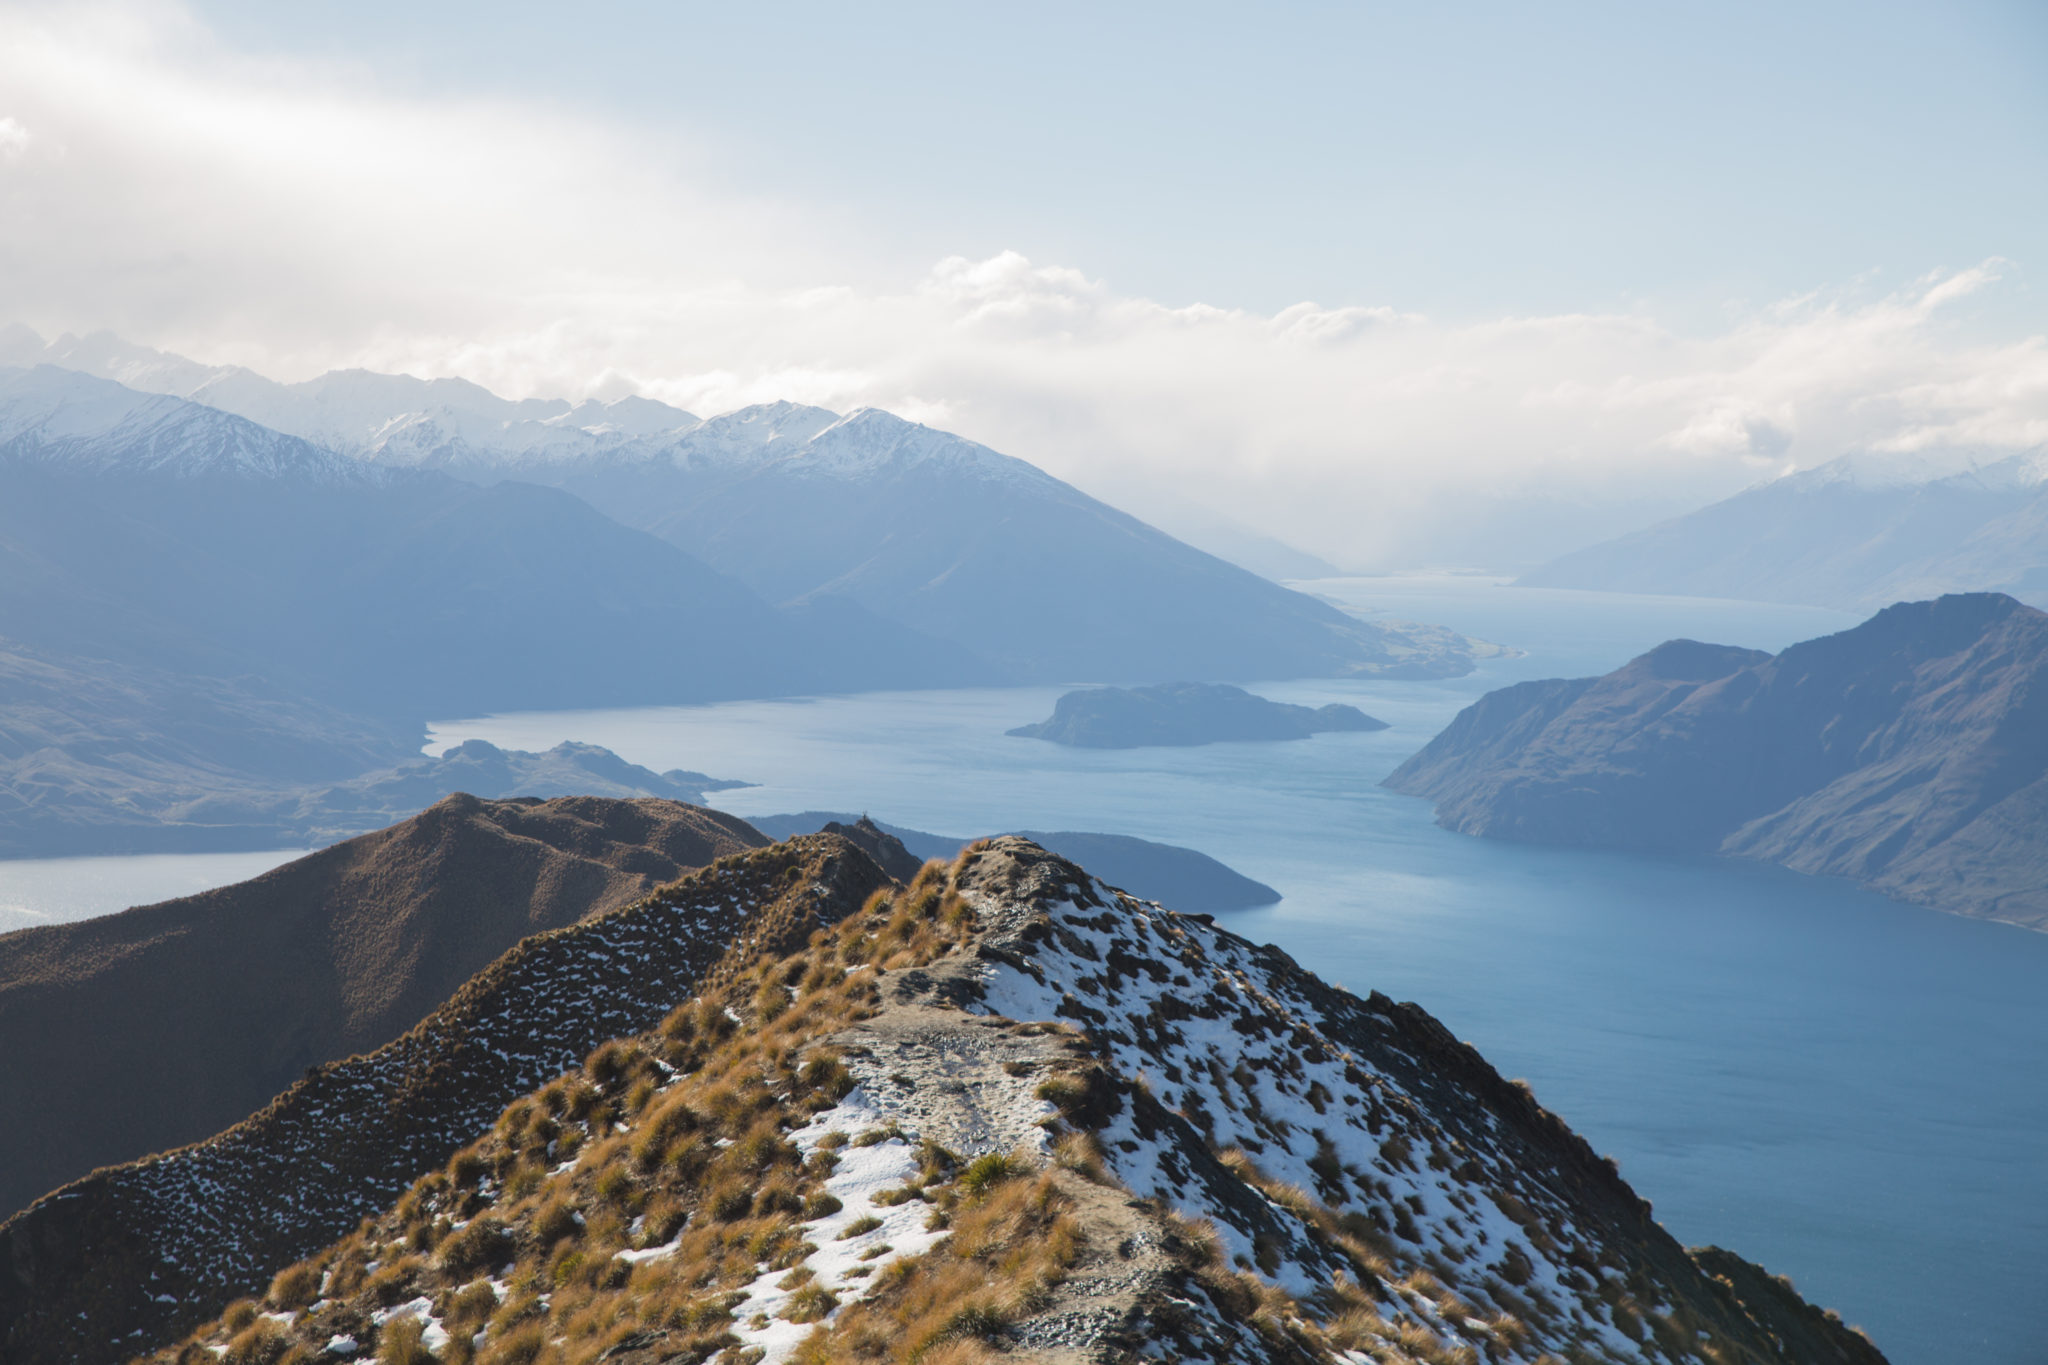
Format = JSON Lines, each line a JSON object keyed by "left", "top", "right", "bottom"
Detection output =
{"left": 1385, "top": 593, "right": 2048, "bottom": 929}
{"left": 0, "top": 794, "right": 768, "bottom": 1220}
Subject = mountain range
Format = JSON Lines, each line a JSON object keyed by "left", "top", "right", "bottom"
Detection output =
{"left": 1520, "top": 450, "right": 2048, "bottom": 611}
{"left": 0, "top": 339, "right": 1490, "bottom": 855}
{"left": 4, "top": 328, "right": 1490, "bottom": 685}
{"left": 0, "top": 832, "right": 1884, "bottom": 1365}
{"left": 1384, "top": 592, "right": 2048, "bottom": 930}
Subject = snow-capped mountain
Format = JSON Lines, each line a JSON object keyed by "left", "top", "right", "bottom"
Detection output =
{"left": 0, "top": 366, "right": 377, "bottom": 485}
{"left": 1522, "top": 448, "right": 2048, "bottom": 610}
{"left": 1, "top": 327, "right": 1491, "bottom": 683}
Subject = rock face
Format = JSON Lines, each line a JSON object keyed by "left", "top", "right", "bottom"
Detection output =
{"left": 0, "top": 794, "right": 767, "bottom": 1220}
{"left": 1384, "top": 593, "right": 2048, "bottom": 930}
{"left": 1009, "top": 681, "right": 1388, "bottom": 748}
{"left": 4, "top": 838, "right": 1882, "bottom": 1365}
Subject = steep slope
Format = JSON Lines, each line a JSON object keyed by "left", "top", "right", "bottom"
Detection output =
{"left": 1384, "top": 594, "right": 2048, "bottom": 929}
{"left": 0, "top": 795, "right": 766, "bottom": 1221}
{"left": 3, "top": 840, "right": 1882, "bottom": 1365}
{"left": 1520, "top": 452, "right": 2048, "bottom": 611}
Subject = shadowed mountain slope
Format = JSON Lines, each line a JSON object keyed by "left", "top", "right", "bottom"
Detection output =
{"left": 3, "top": 839, "right": 1881, "bottom": 1365}
{"left": 0, "top": 794, "right": 767, "bottom": 1220}
{"left": 1385, "top": 593, "right": 2048, "bottom": 929}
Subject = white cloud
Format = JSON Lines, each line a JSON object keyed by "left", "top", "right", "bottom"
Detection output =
{"left": 2, "top": 1, "right": 2043, "bottom": 569}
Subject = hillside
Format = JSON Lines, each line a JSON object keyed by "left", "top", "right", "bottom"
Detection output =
{"left": 10, "top": 335, "right": 1492, "bottom": 684}
{"left": 1520, "top": 452, "right": 2048, "bottom": 611}
{"left": 1009, "top": 681, "right": 1387, "bottom": 747}
{"left": 0, "top": 794, "right": 766, "bottom": 1221}
{"left": 1, "top": 837, "right": 1882, "bottom": 1365}
{"left": 1384, "top": 593, "right": 2048, "bottom": 930}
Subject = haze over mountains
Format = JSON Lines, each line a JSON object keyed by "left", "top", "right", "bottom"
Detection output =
{"left": 5, "top": 328, "right": 1487, "bottom": 683}
{"left": 1386, "top": 593, "right": 2048, "bottom": 930}
{"left": 1522, "top": 450, "right": 2048, "bottom": 611}
{"left": 0, "top": 337, "right": 1492, "bottom": 856}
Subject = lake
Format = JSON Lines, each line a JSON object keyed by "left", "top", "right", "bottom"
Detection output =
{"left": 0, "top": 847, "right": 309, "bottom": 935}
{"left": 6, "top": 579, "right": 2040, "bottom": 1363}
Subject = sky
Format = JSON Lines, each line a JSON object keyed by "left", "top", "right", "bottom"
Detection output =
{"left": 0, "top": 0, "right": 2044, "bottom": 568}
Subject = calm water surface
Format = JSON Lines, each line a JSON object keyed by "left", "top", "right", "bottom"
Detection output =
{"left": 6, "top": 582, "right": 2038, "bottom": 1363}
{"left": 0, "top": 848, "right": 308, "bottom": 935}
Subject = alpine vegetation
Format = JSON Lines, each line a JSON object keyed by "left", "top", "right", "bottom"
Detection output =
{"left": 3, "top": 837, "right": 1884, "bottom": 1364}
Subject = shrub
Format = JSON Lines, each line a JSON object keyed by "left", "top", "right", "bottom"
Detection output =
{"left": 221, "top": 1322, "right": 290, "bottom": 1365}
{"left": 378, "top": 1317, "right": 436, "bottom": 1365}
{"left": 221, "top": 1300, "right": 260, "bottom": 1335}
{"left": 267, "top": 1263, "right": 319, "bottom": 1310}
{"left": 479, "top": 1321, "right": 546, "bottom": 1365}
{"left": 438, "top": 1217, "right": 514, "bottom": 1279}
{"left": 958, "top": 1153, "right": 1020, "bottom": 1199}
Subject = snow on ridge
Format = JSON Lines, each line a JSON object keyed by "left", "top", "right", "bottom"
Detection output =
{"left": 962, "top": 857, "right": 1655, "bottom": 1361}
{"left": 1778, "top": 447, "right": 2048, "bottom": 493}
{"left": 0, "top": 365, "right": 382, "bottom": 486}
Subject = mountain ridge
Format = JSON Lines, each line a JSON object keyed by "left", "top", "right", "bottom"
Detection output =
{"left": 1384, "top": 592, "right": 2048, "bottom": 929}
{"left": 0, "top": 836, "right": 1884, "bottom": 1365}
{"left": 0, "top": 793, "right": 769, "bottom": 1220}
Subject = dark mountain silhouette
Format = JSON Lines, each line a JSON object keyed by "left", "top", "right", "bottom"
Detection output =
{"left": 1009, "top": 680, "right": 1388, "bottom": 747}
{"left": 1385, "top": 593, "right": 2048, "bottom": 929}
{"left": 0, "top": 794, "right": 766, "bottom": 1220}
{"left": 0, "top": 838, "right": 1882, "bottom": 1365}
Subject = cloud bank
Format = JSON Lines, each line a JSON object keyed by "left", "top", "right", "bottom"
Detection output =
{"left": 2, "top": 1, "right": 2043, "bottom": 569}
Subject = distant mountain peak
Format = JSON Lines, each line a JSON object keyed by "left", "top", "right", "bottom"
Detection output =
{"left": 0, "top": 366, "right": 378, "bottom": 485}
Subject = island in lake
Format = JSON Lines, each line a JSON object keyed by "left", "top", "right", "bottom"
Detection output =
{"left": 1009, "top": 681, "right": 1387, "bottom": 748}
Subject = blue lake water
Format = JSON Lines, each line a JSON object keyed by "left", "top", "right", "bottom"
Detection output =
{"left": 4, "top": 580, "right": 2039, "bottom": 1363}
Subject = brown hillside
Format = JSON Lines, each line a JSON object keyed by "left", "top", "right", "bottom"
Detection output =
{"left": 0, "top": 793, "right": 765, "bottom": 1219}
